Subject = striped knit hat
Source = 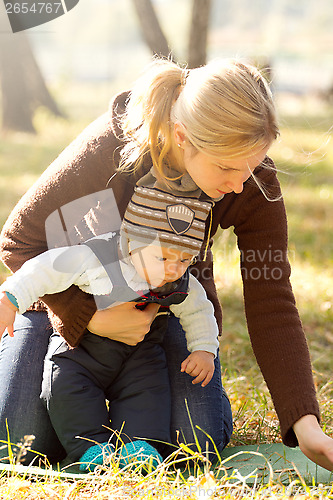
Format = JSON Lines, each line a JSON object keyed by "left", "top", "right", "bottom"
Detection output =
{"left": 120, "top": 186, "right": 214, "bottom": 257}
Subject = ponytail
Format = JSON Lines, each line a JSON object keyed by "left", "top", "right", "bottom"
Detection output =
{"left": 119, "top": 59, "right": 186, "bottom": 179}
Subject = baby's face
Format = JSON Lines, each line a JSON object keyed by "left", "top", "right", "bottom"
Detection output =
{"left": 130, "top": 244, "right": 194, "bottom": 288}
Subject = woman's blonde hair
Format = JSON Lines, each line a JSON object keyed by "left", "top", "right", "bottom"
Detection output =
{"left": 118, "top": 57, "right": 279, "bottom": 182}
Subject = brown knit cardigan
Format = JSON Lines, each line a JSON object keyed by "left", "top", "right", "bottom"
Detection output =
{"left": 0, "top": 91, "right": 320, "bottom": 447}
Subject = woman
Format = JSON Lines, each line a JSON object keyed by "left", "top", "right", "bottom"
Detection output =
{"left": 0, "top": 58, "right": 332, "bottom": 470}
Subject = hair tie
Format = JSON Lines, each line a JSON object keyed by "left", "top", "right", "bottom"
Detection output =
{"left": 181, "top": 68, "right": 189, "bottom": 87}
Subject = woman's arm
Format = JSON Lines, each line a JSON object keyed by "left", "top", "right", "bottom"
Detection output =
{"left": 211, "top": 161, "right": 321, "bottom": 448}
{"left": 213, "top": 165, "right": 333, "bottom": 471}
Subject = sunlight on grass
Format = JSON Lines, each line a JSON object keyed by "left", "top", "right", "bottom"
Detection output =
{"left": 1, "top": 452, "right": 333, "bottom": 499}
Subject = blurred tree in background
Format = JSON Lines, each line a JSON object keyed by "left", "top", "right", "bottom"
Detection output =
{"left": 1, "top": 0, "right": 332, "bottom": 132}
{"left": 131, "top": 0, "right": 171, "bottom": 59}
{"left": 132, "top": 0, "right": 211, "bottom": 67}
{"left": 187, "top": 0, "right": 211, "bottom": 68}
{"left": 0, "top": 7, "right": 63, "bottom": 133}
{"left": 0, "top": 0, "right": 212, "bottom": 133}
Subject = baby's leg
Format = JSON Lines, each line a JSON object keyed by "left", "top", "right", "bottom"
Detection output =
{"left": 107, "top": 315, "right": 171, "bottom": 454}
{"left": 41, "top": 330, "right": 165, "bottom": 470}
{"left": 41, "top": 352, "right": 110, "bottom": 462}
{"left": 40, "top": 332, "right": 127, "bottom": 462}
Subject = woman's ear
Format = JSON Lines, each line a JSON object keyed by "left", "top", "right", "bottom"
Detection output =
{"left": 173, "top": 121, "right": 187, "bottom": 148}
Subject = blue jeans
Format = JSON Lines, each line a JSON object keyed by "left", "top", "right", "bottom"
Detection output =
{"left": 0, "top": 312, "right": 65, "bottom": 463}
{"left": 0, "top": 311, "right": 233, "bottom": 464}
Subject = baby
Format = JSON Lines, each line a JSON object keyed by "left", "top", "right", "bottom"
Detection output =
{"left": 0, "top": 186, "right": 219, "bottom": 471}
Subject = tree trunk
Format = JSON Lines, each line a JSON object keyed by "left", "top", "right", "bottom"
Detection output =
{"left": 0, "top": 8, "right": 63, "bottom": 133}
{"left": 188, "top": 0, "right": 211, "bottom": 68}
{"left": 131, "top": 0, "right": 174, "bottom": 60}
{"left": 0, "top": 33, "right": 35, "bottom": 132}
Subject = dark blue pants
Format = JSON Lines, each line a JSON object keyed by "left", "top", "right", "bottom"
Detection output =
{"left": 40, "top": 315, "right": 171, "bottom": 461}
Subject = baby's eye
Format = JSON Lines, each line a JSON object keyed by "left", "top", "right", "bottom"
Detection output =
{"left": 180, "top": 258, "right": 191, "bottom": 264}
{"left": 155, "top": 256, "right": 166, "bottom": 262}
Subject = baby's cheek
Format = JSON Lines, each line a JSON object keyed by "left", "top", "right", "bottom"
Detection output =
{"left": 152, "top": 263, "right": 164, "bottom": 277}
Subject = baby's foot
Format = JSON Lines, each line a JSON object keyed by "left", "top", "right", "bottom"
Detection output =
{"left": 118, "top": 440, "right": 162, "bottom": 470}
{"left": 79, "top": 442, "right": 114, "bottom": 472}
{"left": 79, "top": 439, "right": 162, "bottom": 473}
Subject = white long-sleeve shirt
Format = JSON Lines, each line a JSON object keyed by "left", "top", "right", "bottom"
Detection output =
{"left": 1, "top": 233, "right": 219, "bottom": 356}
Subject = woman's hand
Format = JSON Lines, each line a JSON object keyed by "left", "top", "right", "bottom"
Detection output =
{"left": 87, "top": 302, "right": 160, "bottom": 346}
{"left": 293, "top": 414, "right": 333, "bottom": 471}
{"left": 180, "top": 350, "right": 215, "bottom": 387}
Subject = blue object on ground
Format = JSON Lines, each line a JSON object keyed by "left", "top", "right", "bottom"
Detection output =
{"left": 219, "top": 443, "right": 333, "bottom": 485}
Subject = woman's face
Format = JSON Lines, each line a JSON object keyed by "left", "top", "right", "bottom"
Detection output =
{"left": 182, "top": 145, "right": 270, "bottom": 199}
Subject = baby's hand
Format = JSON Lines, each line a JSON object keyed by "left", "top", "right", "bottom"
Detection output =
{"left": 181, "top": 350, "right": 215, "bottom": 387}
{"left": 0, "top": 292, "right": 17, "bottom": 339}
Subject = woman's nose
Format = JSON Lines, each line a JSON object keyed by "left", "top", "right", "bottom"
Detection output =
{"left": 226, "top": 171, "right": 249, "bottom": 194}
{"left": 225, "top": 178, "right": 244, "bottom": 194}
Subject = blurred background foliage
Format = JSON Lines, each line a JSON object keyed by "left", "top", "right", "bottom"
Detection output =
{"left": 0, "top": 0, "right": 332, "bottom": 444}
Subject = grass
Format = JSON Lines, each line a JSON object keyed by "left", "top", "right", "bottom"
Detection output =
{"left": 0, "top": 447, "right": 333, "bottom": 499}
{"left": 0, "top": 88, "right": 332, "bottom": 497}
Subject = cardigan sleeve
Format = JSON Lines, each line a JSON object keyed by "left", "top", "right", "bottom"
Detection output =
{"left": 213, "top": 162, "right": 320, "bottom": 447}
